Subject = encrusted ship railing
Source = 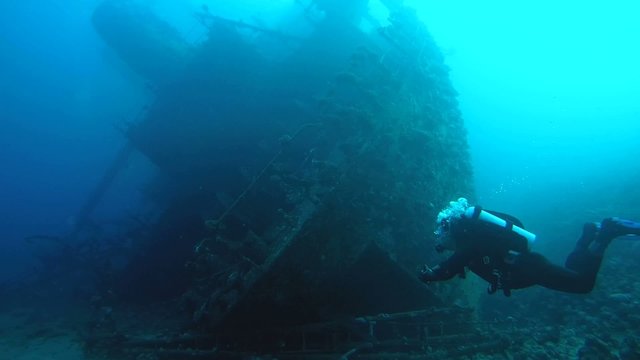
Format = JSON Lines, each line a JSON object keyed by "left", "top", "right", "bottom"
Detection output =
{"left": 85, "top": 307, "right": 518, "bottom": 359}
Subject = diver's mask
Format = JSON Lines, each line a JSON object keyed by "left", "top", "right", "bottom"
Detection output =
{"left": 434, "top": 219, "right": 455, "bottom": 252}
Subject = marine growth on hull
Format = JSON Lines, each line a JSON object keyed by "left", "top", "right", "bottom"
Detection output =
{"left": 86, "top": 0, "right": 478, "bottom": 357}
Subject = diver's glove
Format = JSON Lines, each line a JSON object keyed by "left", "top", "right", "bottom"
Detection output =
{"left": 418, "top": 264, "right": 438, "bottom": 283}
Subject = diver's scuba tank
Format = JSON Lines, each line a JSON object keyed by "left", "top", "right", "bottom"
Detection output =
{"left": 464, "top": 206, "right": 536, "bottom": 254}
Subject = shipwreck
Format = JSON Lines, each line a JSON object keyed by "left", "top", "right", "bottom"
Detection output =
{"left": 79, "top": 0, "right": 483, "bottom": 358}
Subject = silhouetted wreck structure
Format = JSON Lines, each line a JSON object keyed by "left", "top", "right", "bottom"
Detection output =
{"left": 87, "top": 0, "right": 478, "bottom": 358}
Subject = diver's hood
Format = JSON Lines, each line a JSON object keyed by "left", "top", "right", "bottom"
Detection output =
{"left": 434, "top": 198, "right": 470, "bottom": 251}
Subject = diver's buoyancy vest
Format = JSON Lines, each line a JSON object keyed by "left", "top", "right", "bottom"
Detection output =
{"left": 463, "top": 206, "right": 536, "bottom": 254}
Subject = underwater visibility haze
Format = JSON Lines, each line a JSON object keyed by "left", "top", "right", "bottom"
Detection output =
{"left": 1, "top": 0, "right": 639, "bottom": 358}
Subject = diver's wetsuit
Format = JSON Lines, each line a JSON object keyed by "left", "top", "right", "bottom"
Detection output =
{"left": 422, "top": 212, "right": 607, "bottom": 295}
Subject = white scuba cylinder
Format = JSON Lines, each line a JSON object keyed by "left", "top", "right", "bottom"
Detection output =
{"left": 464, "top": 206, "right": 536, "bottom": 250}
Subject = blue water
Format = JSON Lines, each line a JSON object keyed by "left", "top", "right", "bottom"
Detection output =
{"left": 1, "top": 0, "right": 639, "bottom": 288}
{"left": 411, "top": 1, "right": 640, "bottom": 218}
{"left": 0, "top": 0, "right": 150, "bottom": 280}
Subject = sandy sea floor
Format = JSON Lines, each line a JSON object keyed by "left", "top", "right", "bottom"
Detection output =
{"left": 0, "top": 307, "right": 86, "bottom": 360}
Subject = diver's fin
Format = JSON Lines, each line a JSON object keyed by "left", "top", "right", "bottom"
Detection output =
{"left": 598, "top": 217, "right": 640, "bottom": 242}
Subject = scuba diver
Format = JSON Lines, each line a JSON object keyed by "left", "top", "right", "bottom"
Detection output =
{"left": 419, "top": 198, "right": 640, "bottom": 296}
